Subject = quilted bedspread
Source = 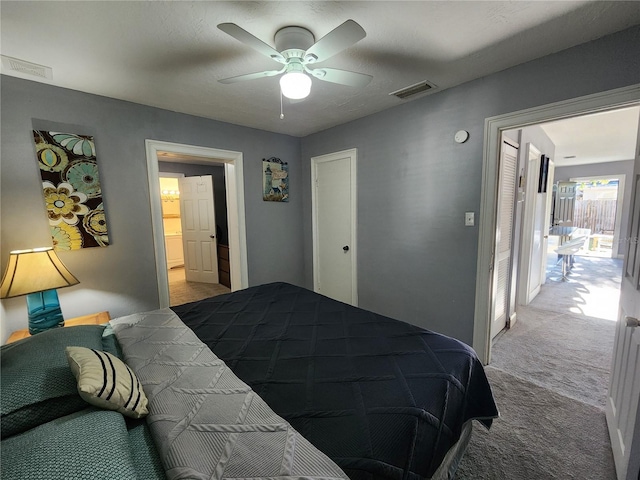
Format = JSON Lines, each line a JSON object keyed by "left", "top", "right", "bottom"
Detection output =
{"left": 111, "top": 309, "right": 348, "bottom": 480}
{"left": 172, "top": 282, "right": 499, "bottom": 480}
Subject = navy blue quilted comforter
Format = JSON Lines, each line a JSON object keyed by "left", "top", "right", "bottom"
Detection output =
{"left": 172, "top": 282, "right": 498, "bottom": 480}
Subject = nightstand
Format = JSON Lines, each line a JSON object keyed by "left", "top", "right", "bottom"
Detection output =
{"left": 5, "top": 311, "right": 111, "bottom": 344}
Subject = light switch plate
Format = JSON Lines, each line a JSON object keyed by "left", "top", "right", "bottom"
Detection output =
{"left": 465, "top": 212, "right": 475, "bottom": 226}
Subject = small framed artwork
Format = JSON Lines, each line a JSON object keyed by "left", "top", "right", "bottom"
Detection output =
{"left": 263, "top": 157, "right": 289, "bottom": 202}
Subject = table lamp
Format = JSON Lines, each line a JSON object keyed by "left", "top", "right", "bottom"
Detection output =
{"left": 0, "top": 247, "right": 79, "bottom": 334}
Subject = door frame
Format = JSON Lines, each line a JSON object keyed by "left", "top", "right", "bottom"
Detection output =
{"left": 146, "top": 140, "right": 248, "bottom": 307}
{"left": 517, "top": 143, "right": 543, "bottom": 306}
{"left": 311, "top": 148, "right": 358, "bottom": 305}
{"left": 474, "top": 83, "right": 640, "bottom": 365}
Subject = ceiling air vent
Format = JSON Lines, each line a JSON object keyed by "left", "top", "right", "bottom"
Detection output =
{"left": 1, "top": 55, "right": 53, "bottom": 80}
{"left": 389, "top": 80, "right": 437, "bottom": 99}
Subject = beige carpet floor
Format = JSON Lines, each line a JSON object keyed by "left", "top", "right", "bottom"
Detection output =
{"left": 168, "top": 266, "right": 230, "bottom": 306}
{"left": 539, "top": 254, "right": 622, "bottom": 321}
{"left": 456, "top": 254, "right": 622, "bottom": 479}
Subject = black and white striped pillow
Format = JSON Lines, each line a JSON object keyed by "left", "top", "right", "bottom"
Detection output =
{"left": 65, "top": 346, "right": 148, "bottom": 418}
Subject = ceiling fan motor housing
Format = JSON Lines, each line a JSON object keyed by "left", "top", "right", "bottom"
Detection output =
{"left": 274, "top": 26, "right": 315, "bottom": 60}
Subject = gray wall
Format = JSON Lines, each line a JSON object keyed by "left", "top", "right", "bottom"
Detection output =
{"left": 1, "top": 26, "right": 639, "bottom": 346}
{"left": 0, "top": 77, "right": 302, "bottom": 341}
{"left": 158, "top": 162, "right": 229, "bottom": 245}
{"left": 555, "top": 159, "right": 635, "bottom": 257}
{"left": 300, "top": 26, "right": 640, "bottom": 344}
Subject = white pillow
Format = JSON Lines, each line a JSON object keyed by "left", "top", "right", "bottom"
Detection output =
{"left": 65, "top": 346, "right": 148, "bottom": 418}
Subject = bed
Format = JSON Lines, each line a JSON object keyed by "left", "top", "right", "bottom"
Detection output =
{"left": 1, "top": 282, "right": 497, "bottom": 480}
{"left": 171, "top": 282, "right": 499, "bottom": 479}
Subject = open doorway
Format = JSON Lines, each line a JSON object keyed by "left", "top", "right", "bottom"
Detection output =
{"left": 145, "top": 140, "right": 249, "bottom": 309}
{"left": 159, "top": 168, "right": 232, "bottom": 306}
{"left": 473, "top": 93, "right": 639, "bottom": 363}
{"left": 500, "top": 106, "right": 637, "bottom": 332}
{"left": 475, "top": 85, "right": 640, "bottom": 480}
{"left": 159, "top": 174, "right": 184, "bottom": 269}
{"left": 568, "top": 176, "right": 624, "bottom": 258}
{"left": 490, "top": 106, "right": 637, "bottom": 403}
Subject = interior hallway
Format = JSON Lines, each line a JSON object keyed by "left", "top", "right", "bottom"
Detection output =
{"left": 493, "top": 254, "right": 622, "bottom": 408}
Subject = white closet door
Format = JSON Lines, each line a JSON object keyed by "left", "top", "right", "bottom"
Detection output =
{"left": 491, "top": 139, "right": 518, "bottom": 339}
{"left": 311, "top": 149, "right": 357, "bottom": 305}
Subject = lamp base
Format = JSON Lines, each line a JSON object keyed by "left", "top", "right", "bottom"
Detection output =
{"left": 26, "top": 289, "right": 65, "bottom": 335}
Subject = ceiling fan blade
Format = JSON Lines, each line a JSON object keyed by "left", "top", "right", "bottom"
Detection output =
{"left": 219, "top": 68, "right": 285, "bottom": 84}
{"left": 304, "top": 20, "right": 366, "bottom": 64}
{"left": 218, "top": 23, "right": 285, "bottom": 63}
{"left": 307, "top": 67, "right": 372, "bottom": 88}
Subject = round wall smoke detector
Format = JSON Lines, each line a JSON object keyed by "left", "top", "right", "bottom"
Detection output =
{"left": 454, "top": 130, "right": 469, "bottom": 143}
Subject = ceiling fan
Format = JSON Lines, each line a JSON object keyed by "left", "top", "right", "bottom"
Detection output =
{"left": 217, "top": 20, "right": 372, "bottom": 100}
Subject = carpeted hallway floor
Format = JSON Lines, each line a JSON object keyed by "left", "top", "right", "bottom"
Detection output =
{"left": 456, "top": 255, "right": 622, "bottom": 479}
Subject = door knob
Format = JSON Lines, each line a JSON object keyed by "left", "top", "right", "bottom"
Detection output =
{"left": 343, "top": 246, "right": 349, "bottom": 252}
{"left": 626, "top": 316, "right": 640, "bottom": 327}
{"left": 209, "top": 235, "right": 215, "bottom": 239}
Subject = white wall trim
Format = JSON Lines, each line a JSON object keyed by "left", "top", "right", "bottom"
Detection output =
{"left": 145, "top": 140, "right": 248, "bottom": 308}
{"left": 310, "top": 148, "right": 358, "bottom": 306}
{"left": 518, "top": 143, "right": 542, "bottom": 306}
{"left": 474, "top": 83, "right": 640, "bottom": 365}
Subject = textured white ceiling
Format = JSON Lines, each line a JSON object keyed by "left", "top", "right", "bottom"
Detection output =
{"left": 542, "top": 107, "right": 640, "bottom": 167}
{"left": 1, "top": 1, "right": 639, "bottom": 147}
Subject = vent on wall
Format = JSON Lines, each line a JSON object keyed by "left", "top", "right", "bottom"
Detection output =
{"left": 389, "top": 80, "right": 437, "bottom": 99}
{"left": 1, "top": 55, "right": 53, "bottom": 80}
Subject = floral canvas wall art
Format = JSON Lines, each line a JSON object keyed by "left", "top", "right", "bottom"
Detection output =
{"left": 263, "top": 157, "right": 289, "bottom": 202}
{"left": 33, "top": 130, "right": 109, "bottom": 250}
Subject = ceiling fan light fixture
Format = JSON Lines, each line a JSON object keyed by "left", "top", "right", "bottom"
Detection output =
{"left": 280, "top": 72, "right": 312, "bottom": 99}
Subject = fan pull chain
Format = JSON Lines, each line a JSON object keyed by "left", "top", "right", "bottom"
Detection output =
{"left": 280, "top": 89, "right": 285, "bottom": 119}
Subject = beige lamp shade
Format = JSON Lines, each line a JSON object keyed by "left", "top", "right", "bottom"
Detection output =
{"left": 0, "top": 247, "right": 79, "bottom": 298}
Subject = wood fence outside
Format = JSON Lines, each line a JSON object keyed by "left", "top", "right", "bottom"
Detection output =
{"left": 573, "top": 199, "right": 617, "bottom": 234}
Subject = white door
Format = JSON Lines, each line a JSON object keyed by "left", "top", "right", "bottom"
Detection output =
{"left": 607, "top": 161, "right": 640, "bottom": 479}
{"left": 519, "top": 144, "right": 542, "bottom": 305}
{"left": 311, "top": 149, "right": 357, "bottom": 305}
{"left": 607, "top": 112, "right": 640, "bottom": 480}
{"left": 518, "top": 147, "right": 554, "bottom": 305}
{"left": 553, "top": 181, "right": 577, "bottom": 226}
{"left": 490, "top": 139, "right": 518, "bottom": 339}
{"left": 179, "top": 176, "right": 219, "bottom": 283}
